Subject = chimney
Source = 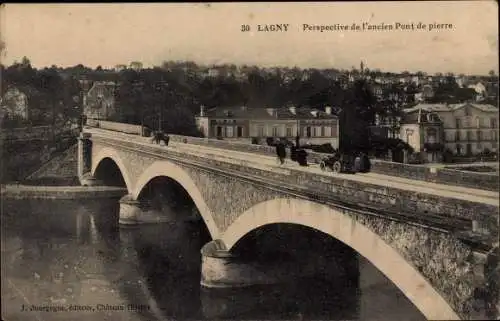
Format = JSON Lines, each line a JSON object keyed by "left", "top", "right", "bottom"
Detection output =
{"left": 325, "top": 106, "right": 332, "bottom": 115}
{"left": 200, "top": 105, "right": 205, "bottom": 117}
{"left": 289, "top": 106, "right": 296, "bottom": 115}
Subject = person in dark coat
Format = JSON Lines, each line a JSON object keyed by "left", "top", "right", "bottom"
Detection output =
{"left": 290, "top": 144, "right": 297, "bottom": 162}
{"left": 275, "top": 140, "right": 281, "bottom": 164}
{"left": 164, "top": 134, "right": 170, "bottom": 146}
{"left": 361, "top": 152, "right": 371, "bottom": 172}
{"left": 297, "top": 148, "right": 308, "bottom": 166}
{"left": 275, "top": 141, "right": 286, "bottom": 165}
{"left": 151, "top": 131, "right": 160, "bottom": 144}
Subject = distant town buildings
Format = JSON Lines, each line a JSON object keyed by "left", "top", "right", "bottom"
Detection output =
{"left": 195, "top": 105, "right": 340, "bottom": 148}
{"left": 0, "top": 86, "right": 30, "bottom": 120}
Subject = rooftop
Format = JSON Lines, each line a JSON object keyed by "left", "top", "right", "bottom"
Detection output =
{"left": 197, "top": 106, "right": 338, "bottom": 120}
{"left": 403, "top": 103, "right": 498, "bottom": 113}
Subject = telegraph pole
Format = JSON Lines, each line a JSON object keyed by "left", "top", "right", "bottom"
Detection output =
{"left": 155, "top": 79, "right": 168, "bottom": 133}
{"left": 132, "top": 80, "right": 144, "bottom": 133}
{"left": 161, "top": 83, "right": 168, "bottom": 133}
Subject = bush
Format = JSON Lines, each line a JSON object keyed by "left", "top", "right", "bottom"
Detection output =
{"left": 443, "top": 148, "right": 454, "bottom": 163}
{"left": 369, "top": 136, "right": 414, "bottom": 154}
{"left": 408, "top": 152, "right": 425, "bottom": 164}
{"left": 481, "top": 148, "right": 492, "bottom": 155}
{"left": 423, "top": 142, "right": 444, "bottom": 152}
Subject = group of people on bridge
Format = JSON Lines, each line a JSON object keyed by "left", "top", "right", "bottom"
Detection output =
{"left": 275, "top": 137, "right": 309, "bottom": 166}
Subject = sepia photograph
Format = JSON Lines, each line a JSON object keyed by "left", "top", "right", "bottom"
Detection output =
{"left": 0, "top": 2, "right": 499, "bottom": 321}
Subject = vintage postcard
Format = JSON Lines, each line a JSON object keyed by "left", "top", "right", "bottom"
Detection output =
{"left": 1, "top": 2, "right": 499, "bottom": 321}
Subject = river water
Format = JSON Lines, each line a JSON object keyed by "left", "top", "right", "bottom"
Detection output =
{"left": 1, "top": 198, "right": 426, "bottom": 321}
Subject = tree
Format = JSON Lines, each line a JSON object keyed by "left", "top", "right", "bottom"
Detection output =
{"left": 21, "top": 56, "right": 31, "bottom": 66}
{"left": 130, "top": 61, "right": 143, "bottom": 70}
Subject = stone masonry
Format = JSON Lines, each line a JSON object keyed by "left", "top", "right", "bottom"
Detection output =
{"left": 82, "top": 129, "right": 499, "bottom": 320}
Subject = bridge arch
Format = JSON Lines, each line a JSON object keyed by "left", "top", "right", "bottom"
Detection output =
{"left": 132, "top": 161, "right": 220, "bottom": 239}
{"left": 92, "top": 147, "right": 133, "bottom": 193}
{"left": 221, "top": 198, "right": 460, "bottom": 321}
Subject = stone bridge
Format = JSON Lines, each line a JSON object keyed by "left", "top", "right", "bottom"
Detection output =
{"left": 78, "top": 126, "right": 499, "bottom": 320}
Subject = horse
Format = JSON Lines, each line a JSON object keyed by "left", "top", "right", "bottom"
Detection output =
{"left": 151, "top": 131, "right": 170, "bottom": 146}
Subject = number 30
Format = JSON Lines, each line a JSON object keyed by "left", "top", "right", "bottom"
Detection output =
{"left": 241, "top": 25, "right": 250, "bottom": 32}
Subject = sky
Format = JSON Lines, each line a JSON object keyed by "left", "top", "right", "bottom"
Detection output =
{"left": 1, "top": 2, "right": 498, "bottom": 75}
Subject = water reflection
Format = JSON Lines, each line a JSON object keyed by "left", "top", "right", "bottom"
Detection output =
{"left": 1, "top": 198, "right": 426, "bottom": 321}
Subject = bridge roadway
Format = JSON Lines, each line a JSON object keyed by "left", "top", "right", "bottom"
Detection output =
{"left": 87, "top": 128, "right": 499, "bottom": 207}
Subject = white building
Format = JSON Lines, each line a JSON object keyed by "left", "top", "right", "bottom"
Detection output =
{"left": 402, "top": 103, "right": 499, "bottom": 157}
{"left": 195, "top": 105, "right": 340, "bottom": 147}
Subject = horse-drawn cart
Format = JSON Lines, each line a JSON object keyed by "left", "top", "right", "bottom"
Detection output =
{"left": 319, "top": 153, "right": 355, "bottom": 173}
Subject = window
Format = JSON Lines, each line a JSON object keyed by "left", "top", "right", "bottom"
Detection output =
{"left": 323, "top": 126, "right": 332, "bottom": 137}
{"left": 491, "top": 118, "right": 498, "bottom": 128}
{"left": 312, "top": 126, "right": 321, "bottom": 137}
{"left": 258, "top": 126, "right": 265, "bottom": 137}
{"left": 455, "top": 131, "right": 460, "bottom": 141}
{"left": 272, "top": 126, "right": 279, "bottom": 137}
{"left": 477, "top": 130, "right": 482, "bottom": 141}
{"left": 426, "top": 128, "right": 437, "bottom": 144}
{"left": 226, "top": 126, "right": 233, "bottom": 138}
{"left": 492, "top": 130, "right": 498, "bottom": 141}
{"left": 306, "top": 126, "right": 312, "bottom": 138}
{"left": 476, "top": 117, "right": 482, "bottom": 128}
{"left": 477, "top": 143, "right": 482, "bottom": 150}
{"left": 467, "top": 131, "right": 473, "bottom": 141}
{"left": 463, "top": 117, "right": 472, "bottom": 128}
{"left": 455, "top": 118, "right": 461, "bottom": 129}
{"left": 286, "top": 127, "right": 293, "bottom": 137}
{"left": 456, "top": 144, "right": 462, "bottom": 155}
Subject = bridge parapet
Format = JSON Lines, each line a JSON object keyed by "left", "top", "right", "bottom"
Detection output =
{"left": 168, "top": 134, "right": 499, "bottom": 192}
{"left": 90, "top": 133, "right": 499, "bottom": 243}
{"left": 89, "top": 121, "right": 499, "bottom": 192}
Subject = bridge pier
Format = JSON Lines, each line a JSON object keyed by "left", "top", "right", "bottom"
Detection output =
{"left": 200, "top": 239, "right": 359, "bottom": 289}
{"left": 78, "top": 133, "right": 92, "bottom": 182}
{"left": 118, "top": 194, "right": 175, "bottom": 226}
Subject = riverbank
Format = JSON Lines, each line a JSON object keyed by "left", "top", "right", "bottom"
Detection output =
{"left": 1, "top": 184, "right": 127, "bottom": 200}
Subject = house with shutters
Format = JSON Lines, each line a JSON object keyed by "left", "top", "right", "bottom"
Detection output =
{"left": 195, "top": 105, "right": 340, "bottom": 148}
{"left": 82, "top": 81, "right": 117, "bottom": 120}
{"left": 401, "top": 103, "right": 499, "bottom": 160}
